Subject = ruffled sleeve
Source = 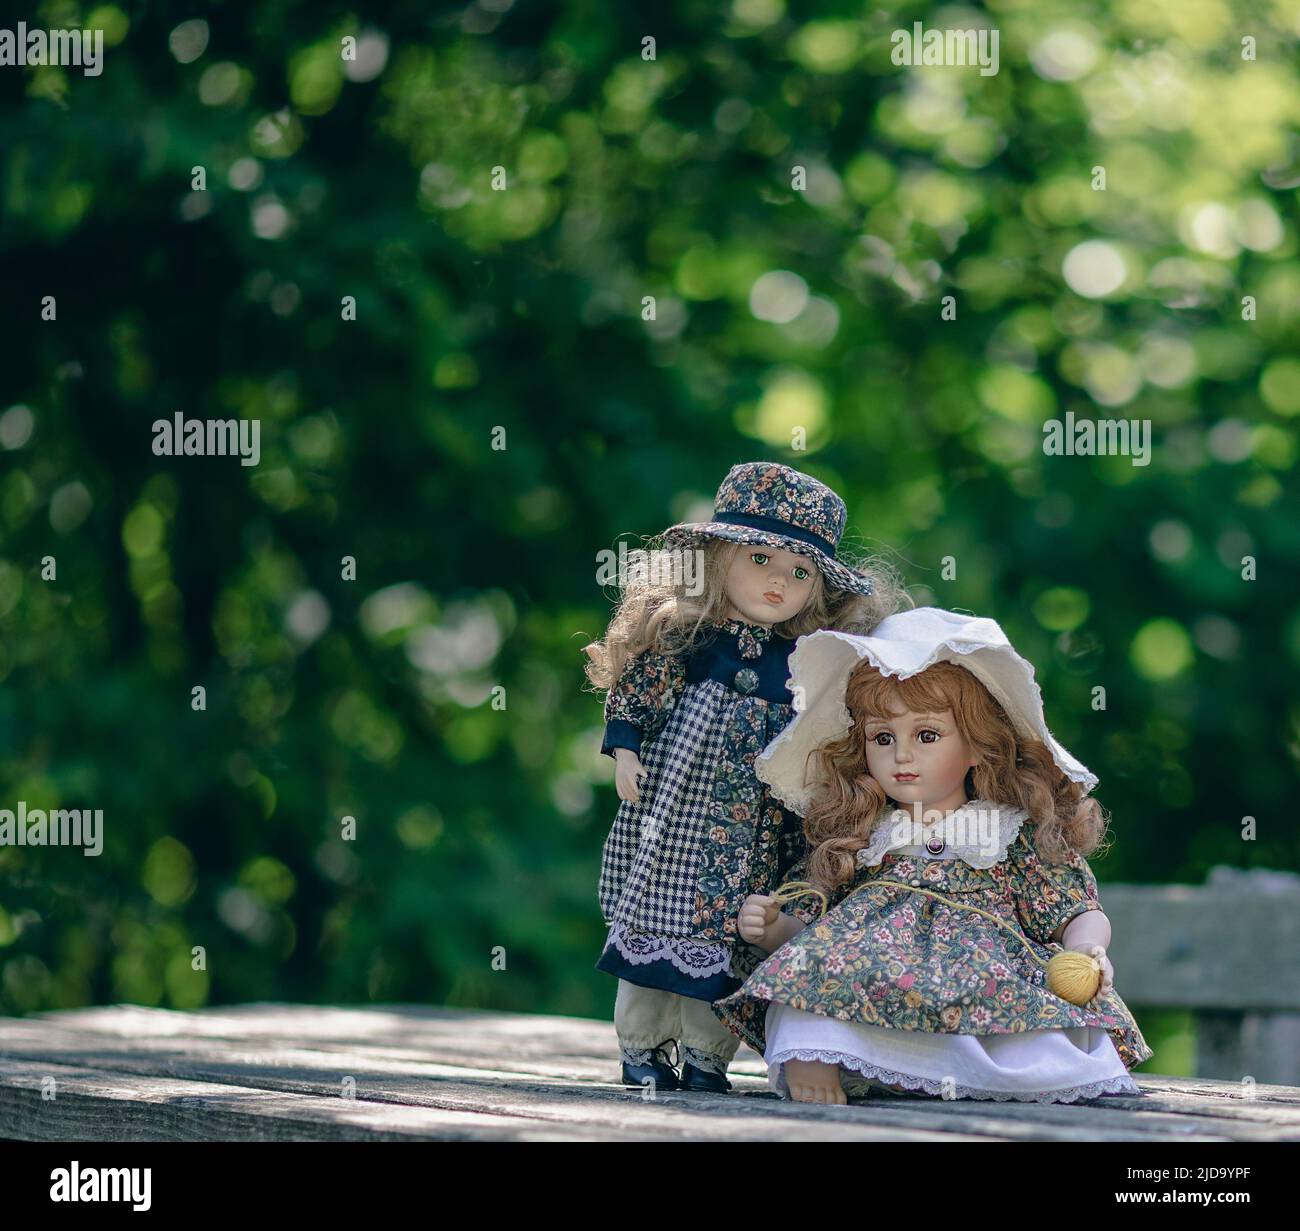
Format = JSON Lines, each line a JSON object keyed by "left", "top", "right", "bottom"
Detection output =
{"left": 599, "top": 649, "right": 686, "bottom": 758}
{"left": 1004, "top": 823, "right": 1104, "bottom": 946}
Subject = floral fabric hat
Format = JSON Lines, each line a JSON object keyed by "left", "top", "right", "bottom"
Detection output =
{"left": 755, "top": 607, "right": 1098, "bottom": 816}
{"left": 662, "top": 461, "right": 875, "bottom": 596}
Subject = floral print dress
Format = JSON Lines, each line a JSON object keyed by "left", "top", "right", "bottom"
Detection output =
{"left": 596, "top": 617, "right": 806, "bottom": 1002}
{"left": 712, "top": 801, "right": 1154, "bottom": 1102}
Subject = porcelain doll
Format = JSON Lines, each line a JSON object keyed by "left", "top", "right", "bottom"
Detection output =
{"left": 583, "top": 462, "right": 905, "bottom": 1093}
{"left": 715, "top": 607, "right": 1154, "bottom": 1104}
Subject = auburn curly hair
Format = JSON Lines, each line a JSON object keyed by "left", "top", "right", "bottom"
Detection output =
{"left": 803, "top": 660, "right": 1108, "bottom": 896}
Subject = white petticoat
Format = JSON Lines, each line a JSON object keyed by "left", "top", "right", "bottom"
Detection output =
{"left": 764, "top": 1003, "right": 1140, "bottom": 1104}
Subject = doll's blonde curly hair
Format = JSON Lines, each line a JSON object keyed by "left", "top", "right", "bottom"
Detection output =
{"left": 803, "top": 659, "right": 1109, "bottom": 894}
{"left": 584, "top": 536, "right": 909, "bottom": 691}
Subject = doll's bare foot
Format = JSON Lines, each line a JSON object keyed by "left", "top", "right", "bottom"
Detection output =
{"left": 784, "top": 1059, "right": 847, "bottom": 1105}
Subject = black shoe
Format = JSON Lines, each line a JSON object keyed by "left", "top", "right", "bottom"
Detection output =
{"left": 620, "top": 1041, "right": 679, "bottom": 1091}
{"left": 678, "top": 1061, "right": 732, "bottom": 1093}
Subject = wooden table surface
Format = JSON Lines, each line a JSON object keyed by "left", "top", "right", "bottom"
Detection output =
{"left": 2, "top": 1003, "right": 1298, "bottom": 1141}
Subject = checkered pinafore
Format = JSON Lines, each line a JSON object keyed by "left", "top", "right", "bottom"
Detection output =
{"left": 597, "top": 620, "right": 803, "bottom": 986}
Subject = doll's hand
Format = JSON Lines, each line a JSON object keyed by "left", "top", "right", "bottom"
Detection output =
{"left": 1071, "top": 943, "right": 1114, "bottom": 999}
{"left": 738, "top": 894, "right": 781, "bottom": 947}
{"left": 613, "top": 748, "right": 648, "bottom": 803}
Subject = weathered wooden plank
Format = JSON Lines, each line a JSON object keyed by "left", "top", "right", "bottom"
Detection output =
{"left": 13, "top": 1008, "right": 1300, "bottom": 1121}
{"left": 0, "top": 1055, "right": 1014, "bottom": 1143}
{"left": 14, "top": 1003, "right": 759, "bottom": 1086}
{"left": 0, "top": 1019, "right": 1088, "bottom": 1141}
{"left": 29, "top": 1002, "right": 1300, "bottom": 1112}
{"left": 5, "top": 1008, "right": 1297, "bottom": 1141}
{"left": 0, "top": 1059, "right": 623, "bottom": 1142}
{"left": 1101, "top": 884, "right": 1300, "bottom": 1010}
{"left": 0, "top": 1056, "right": 1221, "bottom": 1144}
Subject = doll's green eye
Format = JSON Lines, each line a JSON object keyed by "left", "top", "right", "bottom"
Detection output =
{"left": 793, "top": 566, "right": 809, "bottom": 581}
{"left": 751, "top": 552, "right": 769, "bottom": 565}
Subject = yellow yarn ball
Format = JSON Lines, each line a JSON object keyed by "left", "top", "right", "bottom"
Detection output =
{"left": 1047, "top": 950, "right": 1103, "bottom": 1005}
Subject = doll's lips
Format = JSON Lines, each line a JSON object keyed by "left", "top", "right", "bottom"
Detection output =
{"left": 764, "top": 591, "right": 784, "bottom": 604}
{"left": 894, "top": 772, "right": 919, "bottom": 781}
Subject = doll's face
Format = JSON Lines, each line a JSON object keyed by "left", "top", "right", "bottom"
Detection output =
{"left": 723, "top": 545, "right": 817, "bottom": 626}
{"left": 861, "top": 705, "right": 977, "bottom": 814}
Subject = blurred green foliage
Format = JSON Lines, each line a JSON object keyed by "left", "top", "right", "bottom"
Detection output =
{"left": 1, "top": 2, "right": 1298, "bottom": 1082}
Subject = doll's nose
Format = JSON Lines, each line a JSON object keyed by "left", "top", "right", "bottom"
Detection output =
{"left": 895, "top": 745, "right": 914, "bottom": 763}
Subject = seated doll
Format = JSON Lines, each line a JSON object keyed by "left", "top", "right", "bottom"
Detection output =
{"left": 712, "top": 608, "right": 1153, "bottom": 1104}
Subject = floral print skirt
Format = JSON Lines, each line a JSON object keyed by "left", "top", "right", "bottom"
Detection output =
{"left": 713, "top": 872, "right": 1153, "bottom": 1071}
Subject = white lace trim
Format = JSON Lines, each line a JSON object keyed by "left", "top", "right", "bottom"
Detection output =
{"left": 605, "top": 923, "right": 733, "bottom": 980}
{"left": 621, "top": 1043, "right": 677, "bottom": 1068}
{"left": 768, "top": 1047, "right": 1140, "bottom": 1104}
{"left": 682, "top": 1046, "right": 730, "bottom": 1075}
{"left": 620, "top": 1043, "right": 730, "bottom": 1074}
{"left": 855, "top": 800, "right": 1027, "bottom": 871}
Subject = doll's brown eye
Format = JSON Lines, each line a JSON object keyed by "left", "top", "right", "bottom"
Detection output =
{"left": 919, "top": 730, "right": 940, "bottom": 743}
{"left": 871, "top": 732, "right": 894, "bottom": 745}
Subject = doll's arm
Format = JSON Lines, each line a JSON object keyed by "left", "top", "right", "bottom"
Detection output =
{"left": 612, "top": 747, "right": 648, "bottom": 803}
{"left": 1059, "top": 909, "right": 1115, "bottom": 996}
{"left": 599, "top": 649, "right": 685, "bottom": 759}
{"left": 1007, "top": 825, "right": 1105, "bottom": 946}
{"left": 1010, "top": 826, "right": 1117, "bottom": 996}
{"left": 766, "top": 910, "right": 807, "bottom": 950}
{"left": 738, "top": 894, "right": 806, "bottom": 953}
{"left": 1057, "top": 908, "right": 1111, "bottom": 950}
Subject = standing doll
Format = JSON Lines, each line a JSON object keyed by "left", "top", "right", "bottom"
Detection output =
{"left": 584, "top": 462, "right": 904, "bottom": 1092}
{"left": 717, "top": 607, "right": 1153, "bottom": 1104}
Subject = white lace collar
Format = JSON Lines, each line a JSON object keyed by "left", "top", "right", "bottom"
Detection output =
{"left": 855, "top": 799, "right": 1027, "bottom": 871}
